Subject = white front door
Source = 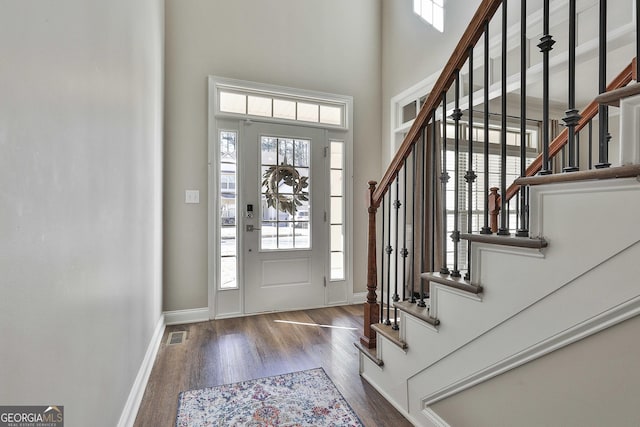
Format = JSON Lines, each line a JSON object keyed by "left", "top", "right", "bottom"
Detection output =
{"left": 242, "top": 122, "right": 328, "bottom": 314}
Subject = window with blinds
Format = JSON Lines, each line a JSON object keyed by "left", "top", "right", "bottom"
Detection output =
{"left": 443, "top": 126, "right": 536, "bottom": 268}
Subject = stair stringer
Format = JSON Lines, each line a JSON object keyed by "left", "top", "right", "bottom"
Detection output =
{"left": 409, "top": 238, "right": 640, "bottom": 425}
{"left": 358, "top": 178, "right": 640, "bottom": 426}
{"left": 406, "top": 177, "right": 640, "bottom": 425}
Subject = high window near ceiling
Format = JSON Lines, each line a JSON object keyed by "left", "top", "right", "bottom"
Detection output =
{"left": 413, "top": 0, "right": 444, "bottom": 32}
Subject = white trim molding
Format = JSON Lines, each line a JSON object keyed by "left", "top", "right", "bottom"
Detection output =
{"left": 422, "top": 293, "right": 640, "bottom": 407}
{"left": 164, "top": 308, "right": 209, "bottom": 326}
{"left": 422, "top": 407, "right": 452, "bottom": 427}
{"left": 116, "top": 315, "right": 165, "bottom": 427}
{"left": 207, "top": 76, "right": 355, "bottom": 320}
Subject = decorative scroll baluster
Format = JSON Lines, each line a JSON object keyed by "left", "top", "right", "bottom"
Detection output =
{"left": 401, "top": 159, "right": 409, "bottom": 302}
{"left": 360, "top": 180, "right": 379, "bottom": 349}
{"left": 451, "top": 71, "right": 462, "bottom": 277}
{"left": 498, "top": 1, "right": 510, "bottom": 236}
{"left": 538, "top": 0, "right": 555, "bottom": 175}
{"left": 440, "top": 92, "right": 451, "bottom": 275}
{"left": 517, "top": 0, "right": 529, "bottom": 237}
{"left": 393, "top": 175, "right": 400, "bottom": 331}
{"left": 563, "top": 0, "right": 580, "bottom": 173}
{"left": 481, "top": 22, "right": 492, "bottom": 235}
{"left": 385, "top": 191, "right": 393, "bottom": 326}
{"left": 596, "top": 0, "right": 610, "bottom": 169}
{"left": 465, "top": 47, "right": 477, "bottom": 280}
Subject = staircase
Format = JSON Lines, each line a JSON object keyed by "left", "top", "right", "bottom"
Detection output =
{"left": 359, "top": 176, "right": 640, "bottom": 425}
{"left": 356, "top": 0, "right": 640, "bottom": 425}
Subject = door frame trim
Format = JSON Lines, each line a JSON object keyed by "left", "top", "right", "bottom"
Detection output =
{"left": 207, "top": 76, "right": 354, "bottom": 320}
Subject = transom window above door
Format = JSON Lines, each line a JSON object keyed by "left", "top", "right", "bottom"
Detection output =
{"left": 213, "top": 79, "right": 349, "bottom": 130}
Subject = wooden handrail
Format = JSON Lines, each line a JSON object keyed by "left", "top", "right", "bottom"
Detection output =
{"left": 504, "top": 59, "right": 635, "bottom": 202}
{"left": 514, "top": 164, "right": 640, "bottom": 186}
{"left": 372, "top": 0, "right": 503, "bottom": 207}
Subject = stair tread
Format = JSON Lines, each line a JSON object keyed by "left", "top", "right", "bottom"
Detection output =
{"left": 394, "top": 301, "right": 440, "bottom": 326}
{"left": 354, "top": 341, "right": 384, "bottom": 366}
{"left": 421, "top": 271, "right": 483, "bottom": 294}
{"left": 595, "top": 82, "right": 640, "bottom": 107}
{"left": 461, "top": 233, "right": 548, "bottom": 249}
{"left": 371, "top": 322, "right": 407, "bottom": 349}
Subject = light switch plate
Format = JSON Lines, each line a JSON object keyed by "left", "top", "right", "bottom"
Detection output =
{"left": 185, "top": 190, "right": 200, "bottom": 204}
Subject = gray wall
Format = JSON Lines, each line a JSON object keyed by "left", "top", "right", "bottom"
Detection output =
{"left": 164, "top": 0, "right": 382, "bottom": 310}
{"left": 431, "top": 314, "right": 640, "bottom": 426}
{"left": 0, "top": 1, "right": 164, "bottom": 425}
{"left": 381, "top": 0, "right": 482, "bottom": 166}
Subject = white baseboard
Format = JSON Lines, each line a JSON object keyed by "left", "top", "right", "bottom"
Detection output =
{"left": 214, "top": 311, "right": 245, "bottom": 320}
{"left": 351, "top": 291, "right": 368, "bottom": 304}
{"left": 117, "top": 314, "right": 165, "bottom": 427}
{"left": 359, "top": 371, "right": 423, "bottom": 427}
{"left": 164, "top": 307, "right": 209, "bottom": 325}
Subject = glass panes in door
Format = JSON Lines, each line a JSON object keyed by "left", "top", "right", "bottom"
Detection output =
{"left": 260, "top": 136, "right": 311, "bottom": 250}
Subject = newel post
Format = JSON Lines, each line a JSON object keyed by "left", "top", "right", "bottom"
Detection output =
{"left": 360, "top": 180, "right": 379, "bottom": 349}
{"left": 488, "top": 187, "right": 501, "bottom": 233}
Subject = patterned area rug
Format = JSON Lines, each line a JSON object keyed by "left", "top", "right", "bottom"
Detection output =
{"left": 176, "top": 368, "right": 364, "bottom": 426}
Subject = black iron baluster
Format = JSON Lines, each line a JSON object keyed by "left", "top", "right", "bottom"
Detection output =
{"left": 393, "top": 175, "right": 400, "bottom": 330}
{"left": 481, "top": 22, "right": 492, "bottom": 235}
{"left": 385, "top": 193, "right": 392, "bottom": 326}
{"left": 563, "top": 0, "right": 580, "bottom": 172}
{"left": 465, "top": 47, "right": 477, "bottom": 280}
{"left": 498, "top": 1, "right": 510, "bottom": 236}
{"left": 451, "top": 71, "right": 462, "bottom": 277}
{"left": 440, "top": 92, "right": 451, "bottom": 274}
{"left": 576, "top": 130, "right": 581, "bottom": 169}
{"left": 418, "top": 125, "right": 428, "bottom": 308}
{"left": 517, "top": 0, "right": 529, "bottom": 237}
{"left": 380, "top": 194, "right": 385, "bottom": 324}
{"left": 410, "top": 150, "right": 417, "bottom": 303}
{"left": 401, "top": 159, "right": 409, "bottom": 302}
{"left": 538, "top": 0, "right": 555, "bottom": 175}
{"left": 596, "top": 0, "right": 610, "bottom": 168}
{"left": 589, "top": 120, "right": 593, "bottom": 169}
{"left": 430, "top": 112, "right": 437, "bottom": 276}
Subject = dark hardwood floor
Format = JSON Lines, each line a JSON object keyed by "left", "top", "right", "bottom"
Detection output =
{"left": 134, "top": 304, "right": 411, "bottom": 427}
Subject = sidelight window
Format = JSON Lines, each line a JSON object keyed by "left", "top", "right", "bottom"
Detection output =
{"left": 219, "top": 130, "right": 238, "bottom": 289}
